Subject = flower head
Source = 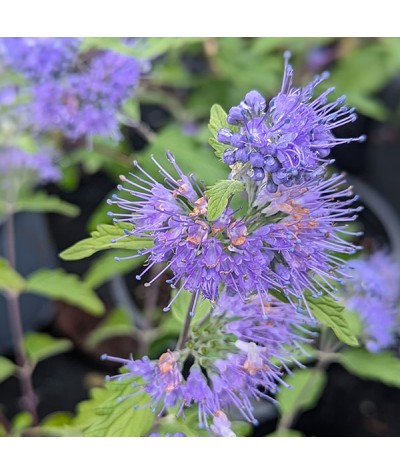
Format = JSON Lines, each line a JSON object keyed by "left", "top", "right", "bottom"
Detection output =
{"left": 101, "top": 293, "right": 314, "bottom": 436}
{"left": 108, "top": 152, "right": 277, "bottom": 311}
{"left": 252, "top": 167, "right": 363, "bottom": 307}
{"left": 218, "top": 52, "right": 365, "bottom": 185}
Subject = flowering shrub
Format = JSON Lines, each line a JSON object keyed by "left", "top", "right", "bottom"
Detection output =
{"left": 1, "top": 37, "right": 400, "bottom": 438}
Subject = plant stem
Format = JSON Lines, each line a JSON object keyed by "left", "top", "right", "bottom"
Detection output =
{"left": 4, "top": 210, "right": 38, "bottom": 425}
{"left": 175, "top": 293, "right": 196, "bottom": 351}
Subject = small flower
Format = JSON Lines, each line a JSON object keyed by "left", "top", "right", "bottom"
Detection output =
{"left": 342, "top": 251, "right": 400, "bottom": 352}
{"left": 0, "top": 37, "right": 81, "bottom": 82}
{"left": 218, "top": 52, "right": 365, "bottom": 184}
{"left": 149, "top": 432, "right": 186, "bottom": 437}
{"left": 102, "top": 350, "right": 184, "bottom": 415}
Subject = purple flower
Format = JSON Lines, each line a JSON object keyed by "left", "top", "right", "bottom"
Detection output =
{"left": 102, "top": 351, "right": 184, "bottom": 415}
{"left": 0, "top": 146, "right": 60, "bottom": 184}
{"left": 101, "top": 293, "right": 314, "bottom": 436}
{"left": 32, "top": 51, "right": 140, "bottom": 140}
{"left": 0, "top": 37, "right": 81, "bottom": 82}
{"left": 342, "top": 251, "right": 400, "bottom": 352}
{"left": 108, "top": 152, "right": 277, "bottom": 311}
{"left": 218, "top": 52, "right": 365, "bottom": 184}
{"left": 149, "top": 432, "right": 186, "bottom": 437}
{"left": 251, "top": 167, "right": 362, "bottom": 306}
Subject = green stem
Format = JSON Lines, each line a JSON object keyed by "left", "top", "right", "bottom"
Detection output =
{"left": 4, "top": 209, "right": 38, "bottom": 425}
{"left": 175, "top": 293, "right": 197, "bottom": 351}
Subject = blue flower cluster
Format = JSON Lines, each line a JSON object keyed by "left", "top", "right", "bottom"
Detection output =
{"left": 103, "top": 55, "right": 369, "bottom": 436}
{"left": 343, "top": 251, "right": 400, "bottom": 353}
{"left": 217, "top": 52, "right": 365, "bottom": 186}
{"left": 0, "top": 38, "right": 141, "bottom": 140}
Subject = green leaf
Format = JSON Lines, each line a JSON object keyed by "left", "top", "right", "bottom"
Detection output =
{"left": 85, "top": 307, "right": 135, "bottom": 350}
{"left": 345, "top": 94, "right": 388, "bottom": 121}
{"left": 75, "top": 378, "right": 155, "bottom": 437}
{"left": 231, "top": 420, "right": 252, "bottom": 437}
{"left": 24, "top": 332, "right": 73, "bottom": 365}
{"left": 83, "top": 250, "right": 145, "bottom": 289}
{"left": 121, "top": 98, "right": 141, "bottom": 122}
{"left": 171, "top": 288, "right": 211, "bottom": 324}
{"left": 156, "top": 406, "right": 210, "bottom": 437}
{"left": 267, "top": 429, "right": 303, "bottom": 437}
{"left": 157, "top": 407, "right": 251, "bottom": 437}
{"left": 205, "top": 179, "right": 245, "bottom": 221}
{"left": 0, "top": 258, "right": 26, "bottom": 295}
{"left": 14, "top": 192, "right": 80, "bottom": 217}
{"left": 11, "top": 412, "right": 33, "bottom": 432}
{"left": 39, "top": 411, "right": 80, "bottom": 436}
{"left": 64, "top": 139, "right": 122, "bottom": 175}
{"left": 340, "top": 348, "right": 400, "bottom": 387}
{"left": 208, "top": 104, "right": 231, "bottom": 158}
{"left": 208, "top": 104, "right": 228, "bottom": 137}
{"left": 26, "top": 269, "right": 105, "bottom": 316}
{"left": 134, "top": 124, "right": 227, "bottom": 185}
{"left": 81, "top": 37, "right": 203, "bottom": 60}
{"left": 307, "top": 294, "right": 359, "bottom": 347}
{"left": 59, "top": 224, "right": 153, "bottom": 261}
{"left": 278, "top": 368, "right": 327, "bottom": 416}
{"left": 0, "top": 356, "right": 16, "bottom": 383}
{"left": 41, "top": 411, "right": 75, "bottom": 428}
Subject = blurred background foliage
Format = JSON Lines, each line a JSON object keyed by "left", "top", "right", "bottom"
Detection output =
{"left": 57, "top": 37, "right": 400, "bottom": 231}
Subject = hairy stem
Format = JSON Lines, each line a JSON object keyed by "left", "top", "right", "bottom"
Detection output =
{"left": 175, "top": 293, "right": 196, "bottom": 351}
{"left": 4, "top": 210, "right": 38, "bottom": 425}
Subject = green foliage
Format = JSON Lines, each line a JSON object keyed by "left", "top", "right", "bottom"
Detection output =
{"left": 64, "top": 146, "right": 117, "bottom": 175}
{"left": 83, "top": 250, "right": 145, "bottom": 289}
{"left": 329, "top": 39, "right": 400, "bottom": 119}
{"left": 307, "top": 294, "right": 359, "bottom": 347}
{"left": 134, "top": 124, "right": 227, "bottom": 185}
{"left": 0, "top": 356, "right": 16, "bottom": 384}
{"left": 59, "top": 224, "right": 153, "bottom": 261}
{"left": 24, "top": 332, "right": 72, "bottom": 366}
{"left": 121, "top": 98, "right": 141, "bottom": 122}
{"left": 171, "top": 288, "right": 211, "bottom": 324}
{"left": 85, "top": 308, "right": 135, "bottom": 350}
{"left": 26, "top": 268, "right": 104, "bottom": 316}
{"left": 39, "top": 412, "right": 77, "bottom": 436}
{"left": 267, "top": 429, "right": 303, "bottom": 437}
{"left": 74, "top": 378, "right": 155, "bottom": 436}
{"left": 208, "top": 104, "right": 230, "bottom": 159}
{"left": 80, "top": 37, "right": 203, "bottom": 60}
{"left": 278, "top": 368, "right": 327, "bottom": 416}
{"left": 205, "top": 179, "right": 245, "bottom": 221}
{"left": 11, "top": 412, "right": 33, "bottom": 433}
{"left": 156, "top": 412, "right": 208, "bottom": 437}
{"left": 0, "top": 258, "right": 26, "bottom": 295}
{"left": 340, "top": 348, "right": 400, "bottom": 387}
{"left": 156, "top": 407, "right": 251, "bottom": 437}
{"left": 12, "top": 192, "right": 80, "bottom": 217}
